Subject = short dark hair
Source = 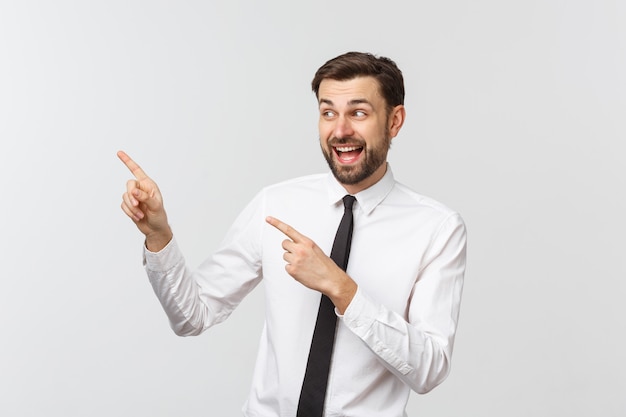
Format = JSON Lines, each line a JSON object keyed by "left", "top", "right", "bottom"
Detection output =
{"left": 311, "top": 52, "right": 405, "bottom": 109}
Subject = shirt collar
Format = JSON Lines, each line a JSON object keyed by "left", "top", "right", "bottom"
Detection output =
{"left": 326, "top": 164, "right": 396, "bottom": 215}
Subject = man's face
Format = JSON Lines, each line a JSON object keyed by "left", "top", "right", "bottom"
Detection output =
{"left": 318, "top": 76, "right": 404, "bottom": 193}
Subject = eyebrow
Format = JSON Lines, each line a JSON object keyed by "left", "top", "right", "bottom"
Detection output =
{"left": 318, "top": 98, "right": 374, "bottom": 108}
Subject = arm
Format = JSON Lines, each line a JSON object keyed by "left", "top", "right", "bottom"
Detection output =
{"left": 142, "top": 215, "right": 263, "bottom": 337}
{"left": 342, "top": 214, "right": 467, "bottom": 393}
{"left": 267, "top": 212, "right": 466, "bottom": 394}
{"left": 118, "top": 151, "right": 263, "bottom": 336}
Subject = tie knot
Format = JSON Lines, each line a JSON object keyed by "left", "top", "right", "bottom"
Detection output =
{"left": 342, "top": 195, "right": 356, "bottom": 211}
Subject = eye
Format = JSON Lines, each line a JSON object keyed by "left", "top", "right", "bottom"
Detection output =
{"left": 321, "top": 110, "right": 336, "bottom": 118}
{"left": 353, "top": 110, "right": 366, "bottom": 117}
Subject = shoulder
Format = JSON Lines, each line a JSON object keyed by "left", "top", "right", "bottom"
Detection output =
{"left": 386, "top": 181, "right": 466, "bottom": 235}
{"left": 393, "top": 181, "right": 460, "bottom": 215}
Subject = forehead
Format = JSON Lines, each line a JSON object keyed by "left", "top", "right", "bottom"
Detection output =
{"left": 318, "top": 76, "right": 383, "bottom": 105}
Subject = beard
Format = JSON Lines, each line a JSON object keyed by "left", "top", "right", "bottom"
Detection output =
{"left": 321, "top": 131, "right": 391, "bottom": 186}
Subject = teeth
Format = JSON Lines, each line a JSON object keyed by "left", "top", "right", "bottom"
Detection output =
{"left": 336, "top": 146, "right": 360, "bottom": 152}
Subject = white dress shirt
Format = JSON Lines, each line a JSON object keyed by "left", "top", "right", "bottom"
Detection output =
{"left": 143, "top": 166, "right": 466, "bottom": 417}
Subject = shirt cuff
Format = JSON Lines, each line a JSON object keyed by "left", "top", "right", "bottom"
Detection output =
{"left": 142, "top": 236, "right": 183, "bottom": 272}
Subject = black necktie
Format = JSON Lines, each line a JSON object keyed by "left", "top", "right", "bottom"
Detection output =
{"left": 297, "top": 195, "right": 356, "bottom": 417}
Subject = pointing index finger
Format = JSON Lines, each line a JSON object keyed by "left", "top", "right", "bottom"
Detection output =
{"left": 117, "top": 150, "right": 148, "bottom": 180}
{"left": 266, "top": 216, "right": 304, "bottom": 242}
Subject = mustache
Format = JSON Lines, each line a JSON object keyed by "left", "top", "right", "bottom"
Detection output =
{"left": 327, "top": 137, "right": 366, "bottom": 147}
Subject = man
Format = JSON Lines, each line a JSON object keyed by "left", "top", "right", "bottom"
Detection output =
{"left": 119, "top": 51, "right": 466, "bottom": 417}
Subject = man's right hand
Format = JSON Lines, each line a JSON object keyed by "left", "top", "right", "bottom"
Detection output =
{"left": 118, "top": 150, "right": 173, "bottom": 252}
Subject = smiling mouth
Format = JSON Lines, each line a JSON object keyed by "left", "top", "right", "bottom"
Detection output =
{"left": 334, "top": 145, "right": 363, "bottom": 164}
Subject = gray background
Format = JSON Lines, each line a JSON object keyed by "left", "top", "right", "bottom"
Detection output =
{"left": 1, "top": 1, "right": 624, "bottom": 416}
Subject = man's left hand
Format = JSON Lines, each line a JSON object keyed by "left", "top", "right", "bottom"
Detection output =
{"left": 266, "top": 216, "right": 357, "bottom": 314}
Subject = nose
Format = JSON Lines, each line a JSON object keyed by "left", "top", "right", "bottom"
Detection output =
{"left": 333, "top": 115, "right": 354, "bottom": 139}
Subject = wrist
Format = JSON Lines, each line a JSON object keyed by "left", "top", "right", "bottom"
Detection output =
{"left": 145, "top": 227, "right": 173, "bottom": 252}
{"left": 329, "top": 274, "right": 357, "bottom": 315}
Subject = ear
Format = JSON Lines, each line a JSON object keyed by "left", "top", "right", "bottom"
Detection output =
{"left": 388, "top": 105, "right": 406, "bottom": 138}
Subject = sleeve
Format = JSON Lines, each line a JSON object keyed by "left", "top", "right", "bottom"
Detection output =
{"left": 341, "top": 213, "right": 467, "bottom": 394}
{"left": 142, "top": 191, "right": 266, "bottom": 336}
